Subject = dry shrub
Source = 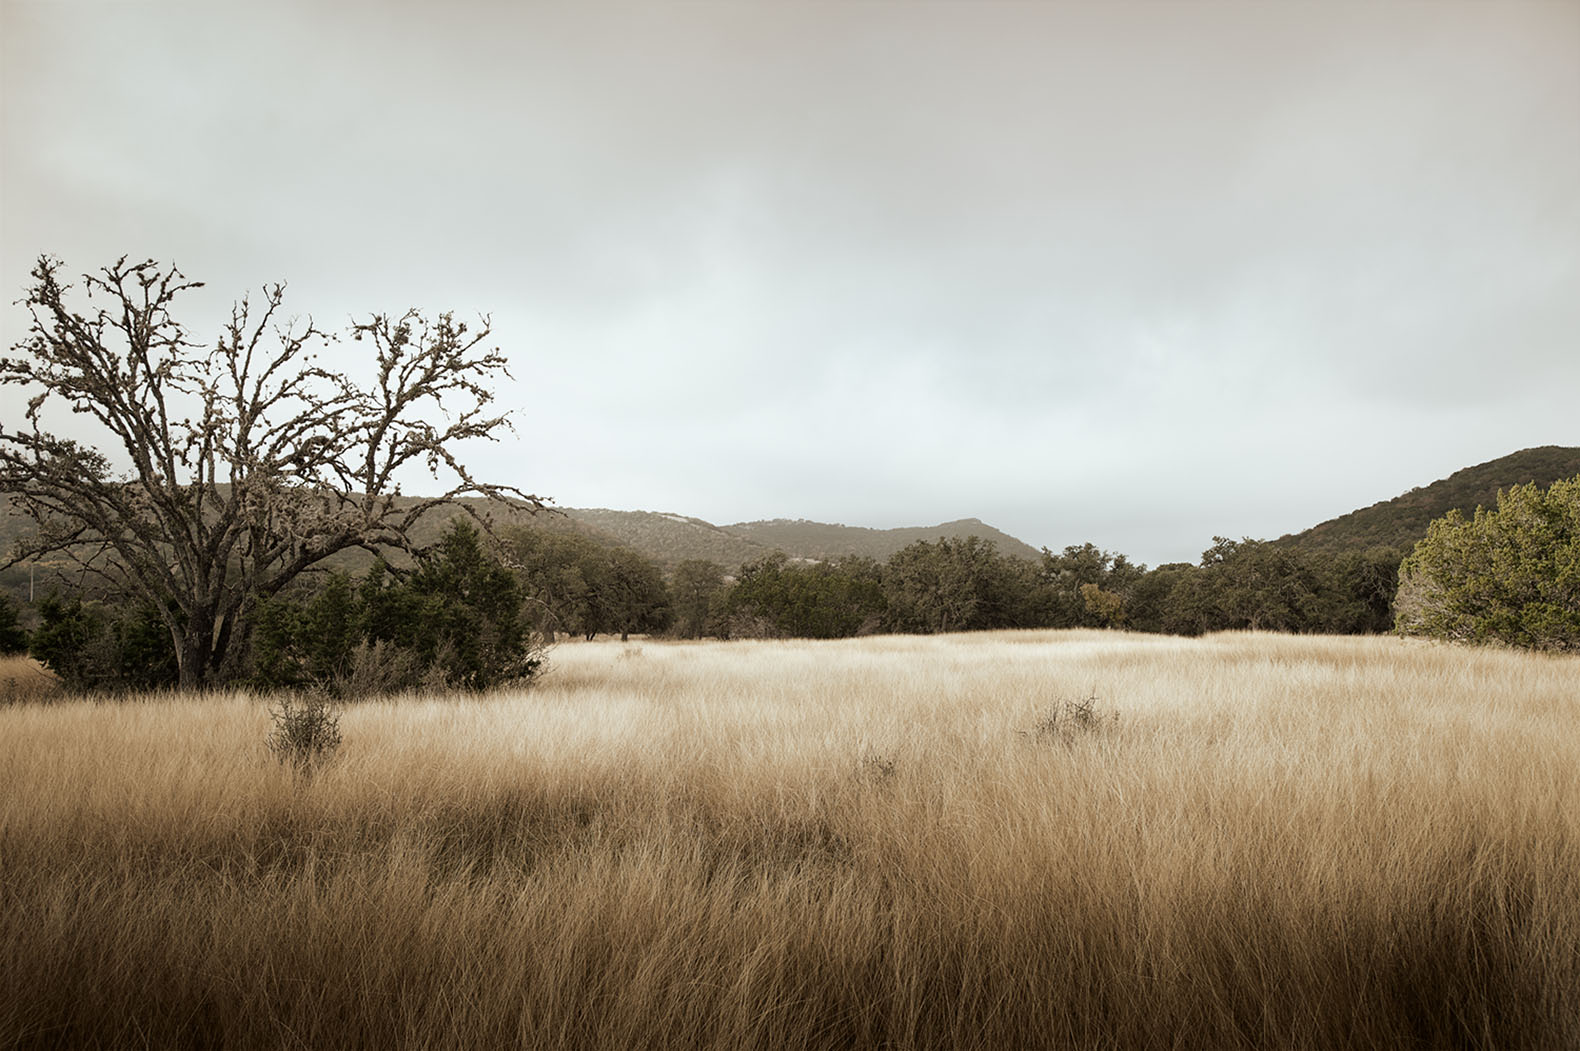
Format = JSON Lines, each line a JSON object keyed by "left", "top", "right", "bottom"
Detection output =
{"left": 1022, "top": 689, "right": 1116, "bottom": 743}
{"left": 336, "top": 639, "right": 426, "bottom": 698}
{"left": 265, "top": 690, "right": 343, "bottom": 772}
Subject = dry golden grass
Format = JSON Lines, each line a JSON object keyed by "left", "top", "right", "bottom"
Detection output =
{"left": 2, "top": 630, "right": 1576, "bottom": 1049}
{"left": 0, "top": 655, "right": 61, "bottom": 705}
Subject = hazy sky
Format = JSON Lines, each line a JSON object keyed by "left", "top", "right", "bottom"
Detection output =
{"left": 3, "top": 1, "right": 1576, "bottom": 565}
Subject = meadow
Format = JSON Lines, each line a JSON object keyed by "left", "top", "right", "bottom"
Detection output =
{"left": 1, "top": 630, "right": 1577, "bottom": 1050}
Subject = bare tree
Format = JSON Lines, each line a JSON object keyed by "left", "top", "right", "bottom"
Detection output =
{"left": 0, "top": 255, "right": 544, "bottom": 687}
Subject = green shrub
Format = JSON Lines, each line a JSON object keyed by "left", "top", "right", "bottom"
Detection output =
{"left": 28, "top": 595, "right": 178, "bottom": 693}
{"left": 508, "top": 527, "right": 671, "bottom": 641}
{"left": 250, "top": 521, "right": 545, "bottom": 695}
{"left": 669, "top": 560, "right": 731, "bottom": 639}
{"left": 730, "top": 553, "right": 885, "bottom": 638}
{"left": 0, "top": 593, "right": 29, "bottom": 655}
{"left": 1396, "top": 476, "right": 1580, "bottom": 651}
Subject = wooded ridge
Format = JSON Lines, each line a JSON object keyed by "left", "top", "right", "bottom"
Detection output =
{"left": 1276, "top": 446, "right": 1580, "bottom": 554}
{"left": 4, "top": 446, "right": 1575, "bottom": 595}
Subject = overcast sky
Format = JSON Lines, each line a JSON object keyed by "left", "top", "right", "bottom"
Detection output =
{"left": 3, "top": 1, "right": 1576, "bottom": 565}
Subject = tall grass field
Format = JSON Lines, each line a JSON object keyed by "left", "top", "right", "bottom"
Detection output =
{"left": 2, "top": 631, "right": 1577, "bottom": 1049}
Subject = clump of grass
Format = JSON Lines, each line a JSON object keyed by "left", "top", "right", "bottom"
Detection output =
{"left": 1022, "top": 690, "right": 1114, "bottom": 743}
{"left": 856, "top": 751, "right": 898, "bottom": 784}
{"left": 265, "top": 689, "right": 343, "bottom": 772}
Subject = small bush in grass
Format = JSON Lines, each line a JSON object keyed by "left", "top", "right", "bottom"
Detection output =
{"left": 1023, "top": 690, "right": 1114, "bottom": 744}
{"left": 857, "top": 751, "right": 898, "bottom": 784}
{"left": 266, "top": 690, "right": 343, "bottom": 772}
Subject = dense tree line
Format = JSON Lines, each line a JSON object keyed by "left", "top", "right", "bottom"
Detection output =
{"left": 7, "top": 521, "right": 1413, "bottom": 694}
{"left": 726, "top": 553, "right": 886, "bottom": 638}
{"left": 674, "top": 535, "right": 1407, "bottom": 642}
{"left": 23, "top": 522, "right": 545, "bottom": 695}
{"left": 16, "top": 473, "right": 1576, "bottom": 693}
{"left": 507, "top": 528, "right": 670, "bottom": 641}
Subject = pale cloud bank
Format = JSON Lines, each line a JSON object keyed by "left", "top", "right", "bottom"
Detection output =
{"left": 3, "top": 1, "right": 1576, "bottom": 564}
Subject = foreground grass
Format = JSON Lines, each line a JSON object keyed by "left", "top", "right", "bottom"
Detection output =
{"left": 2, "top": 631, "right": 1577, "bottom": 1050}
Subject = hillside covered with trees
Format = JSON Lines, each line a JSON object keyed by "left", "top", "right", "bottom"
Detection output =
{"left": 1277, "top": 446, "right": 1580, "bottom": 553}
{"left": 540, "top": 510, "right": 1042, "bottom": 569}
{"left": 0, "top": 488, "right": 1056, "bottom": 601}
{"left": 723, "top": 517, "right": 1042, "bottom": 563}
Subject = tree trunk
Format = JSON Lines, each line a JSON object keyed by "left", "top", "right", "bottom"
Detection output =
{"left": 177, "top": 609, "right": 219, "bottom": 689}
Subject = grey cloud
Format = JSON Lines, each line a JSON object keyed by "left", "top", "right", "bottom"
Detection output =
{"left": 4, "top": 1, "right": 1575, "bottom": 566}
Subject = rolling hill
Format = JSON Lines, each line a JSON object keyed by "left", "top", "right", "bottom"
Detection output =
{"left": 391, "top": 501, "right": 1043, "bottom": 569}
{"left": 1276, "top": 446, "right": 1580, "bottom": 553}
{"left": 6, "top": 446, "right": 1576, "bottom": 597}
{"left": 538, "top": 510, "right": 1042, "bottom": 569}
{"left": 550, "top": 509, "right": 776, "bottom": 569}
{"left": 0, "top": 487, "right": 1045, "bottom": 595}
{"left": 722, "top": 517, "right": 1042, "bottom": 563}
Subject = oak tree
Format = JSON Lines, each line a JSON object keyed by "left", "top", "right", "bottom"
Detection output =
{"left": 0, "top": 256, "right": 543, "bottom": 687}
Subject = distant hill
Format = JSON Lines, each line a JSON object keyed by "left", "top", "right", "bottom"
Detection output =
{"left": 723, "top": 517, "right": 1043, "bottom": 563}
{"left": 555, "top": 509, "right": 774, "bottom": 569}
{"left": 0, "top": 489, "right": 1044, "bottom": 592}
{"left": 14, "top": 445, "right": 1570, "bottom": 591}
{"left": 1276, "top": 446, "right": 1580, "bottom": 554}
{"left": 537, "top": 510, "right": 1043, "bottom": 570}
